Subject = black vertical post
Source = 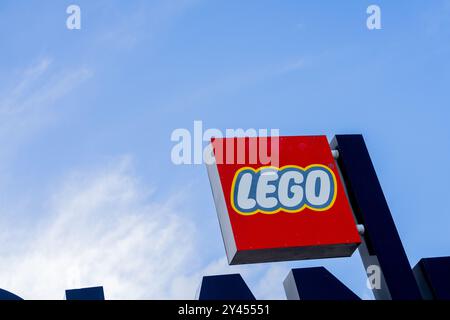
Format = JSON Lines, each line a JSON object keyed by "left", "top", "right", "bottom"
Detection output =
{"left": 331, "top": 134, "right": 422, "bottom": 300}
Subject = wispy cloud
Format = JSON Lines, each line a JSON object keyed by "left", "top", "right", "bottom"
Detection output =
{"left": 165, "top": 57, "right": 307, "bottom": 113}
{"left": 0, "top": 157, "right": 199, "bottom": 299}
{"left": 93, "top": 0, "right": 201, "bottom": 51}
{"left": 0, "top": 58, "right": 91, "bottom": 132}
{"left": 0, "top": 58, "right": 92, "bottom": 164}
{"left": 420, "top": 0, "right": 450, "bottom": 36}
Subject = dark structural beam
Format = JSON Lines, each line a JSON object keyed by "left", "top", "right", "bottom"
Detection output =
{"left": 0, "top": 288, "right": 23, "bottom": 300}
{"left": 65, "top": 286, "right": 105, "bottom": 300}
{"left": 413, "top": 257, "right": 450, "bottom": 300}
{"left": 198, "top": 274, "right": 255, "bottom": 300}
{"left": 284, "top": 267, "right": 360, "bottom": 300}
{"left": 331, "top": 134, "right": 422, "bottom": 300}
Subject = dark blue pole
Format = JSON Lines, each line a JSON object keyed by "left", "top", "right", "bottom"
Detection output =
{"left": 331, "top": 134, "right": 422, "bottom": 300}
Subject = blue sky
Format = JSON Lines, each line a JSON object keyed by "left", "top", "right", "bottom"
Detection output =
{"left": 0, "top": 0, "right": 449, "bottom": 299}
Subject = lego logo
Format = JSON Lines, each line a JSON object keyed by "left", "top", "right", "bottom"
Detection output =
{"left": 231, "top": 165, "right": 337, "bottom": 215}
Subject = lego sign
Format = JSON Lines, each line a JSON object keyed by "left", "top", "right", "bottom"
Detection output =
{"left": 231, "top": 164, "right": 337, "bottom": 215}
{"left": 207, "top": 135, "right": 361, "bottom": 265}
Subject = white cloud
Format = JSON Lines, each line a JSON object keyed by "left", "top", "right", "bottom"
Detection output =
{"left": 251, "top": 264, "right": 291, "bottom": 300}
{"left": 0, "top": 157, "right": 200, "bottom": 299}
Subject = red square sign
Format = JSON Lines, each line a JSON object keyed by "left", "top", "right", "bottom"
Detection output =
{"left": 207, "top": 135, "right": 361, "bottom": 265}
